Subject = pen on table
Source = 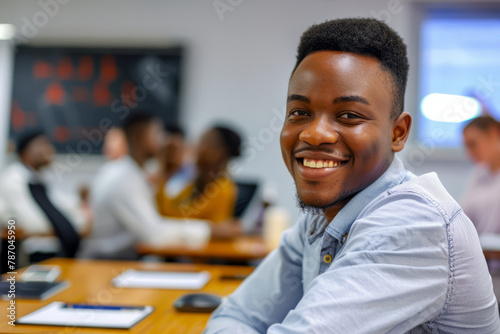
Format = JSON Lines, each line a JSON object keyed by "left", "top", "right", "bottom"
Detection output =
{"left": 62, "top": 303, "right": 145, "bottom": 311}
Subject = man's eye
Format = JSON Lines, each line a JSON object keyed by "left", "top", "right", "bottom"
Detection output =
{"left": 339, "top": 113, "right": 360, "bottom": 119}
{"left": 289, "top": 110, "right": 309, "bottom": 117}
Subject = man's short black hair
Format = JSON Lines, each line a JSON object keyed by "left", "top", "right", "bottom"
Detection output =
{"left": 121, "top": 111, "right": 159, "bottom": 143}
{"left": 293, "top": 18, "right": 409, "bottom": 118}
{"left": 213, "top": 125, "right": 242, "bottom": 158}
{"left": 16, "top": 129, "right": 46, "bottom": 155}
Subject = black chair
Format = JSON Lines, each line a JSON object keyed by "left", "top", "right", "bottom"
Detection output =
{"left": 233, "top": 182, "right": 263, "bottom": 234}
{"left": 234, "top": 182, "right": 259, "bottom": 218}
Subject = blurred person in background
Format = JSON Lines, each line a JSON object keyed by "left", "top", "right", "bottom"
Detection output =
{"left": 0, "top": 130, "right": 90, "bottom": 262}
{"left": 102, "top": 126, "right": 128, "bottom": 160}
{"left": 158, "top": 124, "right": 196, "bottom": 198}
{"left": 156, "top": 125, "right": 241, "bottom": 225}
{"left": 462, "top": 116, "right": 500, "bottom": 235}
{"left": 79, "top": 111, "right": 231, "bottom": 260}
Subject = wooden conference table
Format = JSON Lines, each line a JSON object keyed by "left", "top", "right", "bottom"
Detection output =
{"left": 483, "top": 250, "right": 500, "bottom": 260}
{"left": 137, "top": 235, "right": 271, "bottom": 262}
{"left": 0, "top": 258, "right": 254, "bottom": 334}
{"left": 138, "top": 233, "right": 500, "bottom": 263}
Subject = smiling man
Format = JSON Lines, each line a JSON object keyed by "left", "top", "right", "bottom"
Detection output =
{"left": 204, "top": 18, "right": 499, "bottom": 333}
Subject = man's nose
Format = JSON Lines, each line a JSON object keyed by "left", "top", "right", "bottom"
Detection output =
{"left": 298, "top": 116, "right": 338, "bottom": 146}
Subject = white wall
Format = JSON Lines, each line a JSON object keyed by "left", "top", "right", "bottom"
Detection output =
{"left": 0, "top": 0, "right": 484, "bottom": 218}
{"left": 0, "top": 39, "right": 14, "bottom": 168}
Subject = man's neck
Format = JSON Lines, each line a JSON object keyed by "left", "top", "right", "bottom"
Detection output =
{"left": 20, "top": 158, "right": 40, "bottom": 172}
{"left": 321, "top": 159, "right": 394, "bottom": 222}
{"left": 129, "top": 151, "right": 149, "bottom": 168}
{"left": 195, "top": 163, "right": 228, "bottom": 192}
{"left": 322, "top": 197, "right": 352, "bottom": 222}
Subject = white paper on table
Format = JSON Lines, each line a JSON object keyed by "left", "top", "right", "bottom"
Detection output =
{"left": 17, "top": 301, "right": 154, "bottom": 329}
{"left": 112, "top": 269, "right": 211, "bottom": 290}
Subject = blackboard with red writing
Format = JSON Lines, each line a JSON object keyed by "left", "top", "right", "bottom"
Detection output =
{"left": 9, "top": 46, "right": 183, "bottom": 154}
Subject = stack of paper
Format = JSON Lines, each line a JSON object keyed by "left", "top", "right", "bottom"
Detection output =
{"left": 17, "top": 302, "right": 154, "bottom": 329}
{"left": 112, "top": 269, "right": 211, "bottom": 290}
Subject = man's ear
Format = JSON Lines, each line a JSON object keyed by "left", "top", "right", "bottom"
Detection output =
{"left": 391, "top": 112, "right": 412, "bottom": 153}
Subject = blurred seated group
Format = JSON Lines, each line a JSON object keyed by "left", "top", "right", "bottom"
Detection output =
{"left": 0, "top": 110, "right": 252, "bottom": 265}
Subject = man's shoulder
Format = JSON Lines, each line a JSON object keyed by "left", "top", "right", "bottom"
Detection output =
{"left": 92, "top": 158, "right": 140, "bottom": 195}
{"left": 0, "top": 162, "right": 28, "bottom": 187}
{"left": 345, "top": 172, "right": 458, "bottom": 261}
{"left": 387, "top": 172, "right": 460, "bottom": 219}
{"left": 355, "top": 171, "right": 461, "bottom": 233}
{"left": 95, "top": 158, "right": 135, "bottom": 181}
{"left": 1, "top": 161, "right": 25, "bottom": 175}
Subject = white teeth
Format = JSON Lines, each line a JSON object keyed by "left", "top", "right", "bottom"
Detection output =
{"left": 303, "top": 158, "right": 341, "bottom": 169}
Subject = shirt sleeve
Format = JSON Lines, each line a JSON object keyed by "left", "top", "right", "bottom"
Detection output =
{"left": 204, "top": 216, "right": 308, "bottom": 334}
{"left": 267, "top": 192, "right": 450, "bottom": 334}
{"left": 111, "top": 173, "right": 210, "bottom": 247}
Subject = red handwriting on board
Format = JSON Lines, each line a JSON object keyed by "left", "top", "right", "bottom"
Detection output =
{"left": 34, "top": 54, "right": 118, "bottom": 108}
{"left": 21, "top": 54, "right": 120, "bottom": 143}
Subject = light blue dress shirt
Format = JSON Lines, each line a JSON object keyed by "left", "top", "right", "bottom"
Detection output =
{"left": 205, "top": 157, "right": 500, "bottom": 333}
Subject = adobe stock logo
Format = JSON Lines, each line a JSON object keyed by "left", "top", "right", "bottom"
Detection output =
{"left": 370, "top": 0, "right": 407, "bottom": 24}
{"left": 212, "top": 0, "right": 244, "bottom": 22}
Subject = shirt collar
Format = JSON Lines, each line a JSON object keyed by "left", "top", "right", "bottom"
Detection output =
{"left": 123, "top": 155, "right": 146, "bottom": 173}
{"left": 122, "top": 155, "right": 153, "bottom": 186}
{"left": 322, "top": 156, "right": 409, "bottom": 242}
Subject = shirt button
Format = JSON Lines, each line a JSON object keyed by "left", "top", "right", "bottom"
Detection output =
{"left": 341, "top": 233, "right": 348, "bottom": 245}
{"left": 323, "top": 254, "right": 332, "bottom": 264}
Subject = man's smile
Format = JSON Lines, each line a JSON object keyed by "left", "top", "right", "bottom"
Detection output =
{"left": 302, "top": 158, "right": 342, "bottom": 168}
{"left": 294, "top": 157, "right": 349, "bottom": 181}
{"left": 293, "top": 148, "right": 349, "bottom": 179}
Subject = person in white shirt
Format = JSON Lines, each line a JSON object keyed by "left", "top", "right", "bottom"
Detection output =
{"left": 102, "top": 126, "right": 128, "bottom": 161}
{"left": 0, "top": 131, "right": 88, "bottom": 261}
{"left": 79, "top": 112, "right": 211, "bottom": 259}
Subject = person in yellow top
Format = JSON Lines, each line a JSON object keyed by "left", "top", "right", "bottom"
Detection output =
{"left": 156, "top": 125, "right": 241, "bottom": 223}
